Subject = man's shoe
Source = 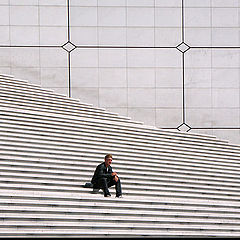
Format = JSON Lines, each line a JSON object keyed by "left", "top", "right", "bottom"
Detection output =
{"left": 104, "top": 194, "right": 111, "bottom": 197}
{"left": 116, "top": 195, "right": 123, "bottom": 198}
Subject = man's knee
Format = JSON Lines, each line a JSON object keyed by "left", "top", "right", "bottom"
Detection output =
{"left": 111, "top": 177, "right": 121, "bottom": 186}
{"left": 114, "top": 177, "right": 121, "bottom": 184}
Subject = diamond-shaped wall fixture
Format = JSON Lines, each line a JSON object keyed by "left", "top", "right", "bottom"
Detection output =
{"left": 62, "top": 41, "right": 76, "bottom": 53}
{"left": 176, "top": 42, "right": 190, "bottom": 53}
{"left": 177, "top": 123, "right": 191, "bottom": 132}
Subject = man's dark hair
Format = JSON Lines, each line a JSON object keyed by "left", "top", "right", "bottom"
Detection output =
{"left": 105, "top": 154, "right": 112, "bottom": 160}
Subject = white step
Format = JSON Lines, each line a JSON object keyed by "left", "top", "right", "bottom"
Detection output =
{"left": 2, "top": 215, "right": 240, "bottom": 225}
{"left": 0, "top": 89, "right": 109, "bottom": 113}
{"left": 0, "top": 73, "right": 240, "bottom": 237}
{"left": 0, "top": 98, "right": 137, "bottom": 123}
{"left": 0, "top": 174, "right": 239, "bottom": 197}
{"left": 0, "top": 76, "right": 235, "bottom": 143}
{"left": 2, "top": 201, "right": 240, "bottom": 218}
{"left": 0, "top": 91, "right": 115, "bottom": 115}
{"left": 0, "top": 176, "right": 237, "bottom": 199}
{"left": 0, "top": 80, "right": 221, "bottom": 140}
{"left": 0, "top": 230, "right": 240, "bottom": 238}
{"left": 0, "top": 107, "right": 143, "bottom": 126}
{"left": 1, "top": 136, "right": 239, "bottom": 169}
{"left": 0, "top": 82, "right": 101, "bottom": 109}
{"left": 0, "top": 77, "right": 84, "bottom": 102}
{"left": 1, "top": 189, "right": 240, "bottom": 207}
{"left": 1, "top": 164, "right": 240, "bottom": 194}
{"left": 1, "top": 221, "right": 240, "bottom": 232}
{"left": 0, "top": 143, "right": 240, "bottom": 181}
{"left": 0, "top": 182, "right": 239, "bottom": 201}
{"left": 0, "top": 79, "right": 131, "bottom": 118}
{"left": 1, "top": 198, "right": 240, "bottom": 217}
{"left": 0, "top": 146, "right": 239, "bottom": 177}
{"left": 1, "top": 204, "right": 240, "bottom": 220}
{"left": 0, "top": 77, "right": 61, "bottom": 93}
{"left": 0, "top": 74, "right": 15, "bottom": 79}
{"left": 0, "top": 84, "right": 105, "bottom": 110}
{"left": 1, "top": 163, "right": 239, "bottom": 191}
{"left": 1, "top": 164, "right": 240, "bottom": 188}
{"left": 0, "top": 77, "right": 228, "bottom": 140}
{"left": 0, "top": 78, "right": 142, "bottom": 123}
{"left": 1, "top": 119, "right": 239, "bottom": 158}
{"left": 0, "top": 107, "right": 230, "bottom": 145}
{"left": 2, "top": 145, "right": 240, "bottom": 179}
{"left": 0, "top": 78, "right": 108, "bottom": 111}
{"left": 0, "top": 118, "right": 229, "bottom": 156}
{"left": 1, "top": 149, "right": 240, "bottom": 183}
{"left": 0, "top": 89, "right": 108, "bottom": 114}
{"left": 0, "top": 130, "right": 239, "bottom": 164}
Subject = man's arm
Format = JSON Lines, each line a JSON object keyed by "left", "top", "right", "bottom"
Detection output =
{"left": 109, "top": 166, "right": 118, "bottom": 182}
{"left": 109, "top": 166, "right": 117, "bottom": 176}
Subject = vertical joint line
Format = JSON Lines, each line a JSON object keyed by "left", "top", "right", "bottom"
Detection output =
{"left": 181, "top": 0, "right": 184, "bottom": 42}
{"left": 182, "top": 53, "right": 185, "bottom": 123}
{"left": 67, "top": 0, "right": 70, "bottom": 42}
{"left": 68, "top": 52, "right": 71, "bottom": 98}
{"left": 67, "top": 0, "right": 71, "bottom": 97}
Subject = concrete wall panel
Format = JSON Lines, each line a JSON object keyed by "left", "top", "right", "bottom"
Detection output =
{"left": 0, "top": 0, "right": 239, "bottom": 144}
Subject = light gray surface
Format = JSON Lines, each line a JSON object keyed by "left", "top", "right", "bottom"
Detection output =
{"left": 0, "top": 1, "right": 239, "bottom": 144}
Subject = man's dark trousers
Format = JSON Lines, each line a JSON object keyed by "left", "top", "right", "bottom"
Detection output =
{"left": 98, "top": 177, "right": 122, "bottom": 197}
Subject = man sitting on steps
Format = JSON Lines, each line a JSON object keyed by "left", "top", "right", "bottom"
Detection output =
{"left": 91, "top": 154, "right": 122, "bottom": 198}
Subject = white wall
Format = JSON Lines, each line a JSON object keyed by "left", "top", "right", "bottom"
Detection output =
{"left": 0, "top": 0, "right": 240, "bottom": 144}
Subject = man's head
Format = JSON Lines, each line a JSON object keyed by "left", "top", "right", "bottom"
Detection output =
{"left": 104, "top": 154, "right": 112, "bottom": 167}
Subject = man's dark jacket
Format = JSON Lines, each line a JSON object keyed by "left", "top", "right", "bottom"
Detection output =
{"left": 91, "top": 162, "right": 113, "bottom": 186}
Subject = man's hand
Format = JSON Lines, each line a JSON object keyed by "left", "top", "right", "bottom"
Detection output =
{"left": 112, "top": 172, "right": 118, "bottom": 182}
{"left": 114, "top": 175, "right": 119, "bottom": 182}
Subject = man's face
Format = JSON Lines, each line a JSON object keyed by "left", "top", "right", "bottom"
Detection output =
{"left": 105, "top": 157, "right": 112, "bottom": 167}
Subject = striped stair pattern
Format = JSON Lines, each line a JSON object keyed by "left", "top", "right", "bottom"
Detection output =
{"left": 0, "top": 73, "right": 240, "bottom": 237}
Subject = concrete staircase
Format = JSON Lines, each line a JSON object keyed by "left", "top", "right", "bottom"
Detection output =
{"left": 0, "top": 73, "right": 240, "bottom": 237}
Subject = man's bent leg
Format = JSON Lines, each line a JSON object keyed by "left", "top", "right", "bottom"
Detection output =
{"left": 108, "top": 178, "right": 122, "bottom": 197}
{"left": 99, "top": 177, "right": 111, "bottom": 196}
{"left": 115, "top": 178, "right": 122, "bottom": 197}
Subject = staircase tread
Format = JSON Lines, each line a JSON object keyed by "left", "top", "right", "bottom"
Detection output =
{"left": 1, "top": 74, "right": 240, "bottom": 237}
